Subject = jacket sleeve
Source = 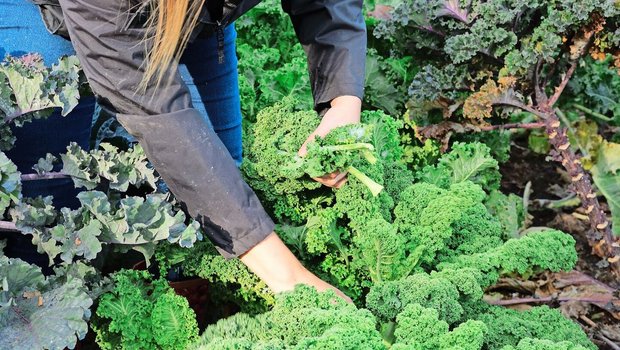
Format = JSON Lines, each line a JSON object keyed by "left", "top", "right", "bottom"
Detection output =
{"left": 281, "top": 0, "right": 367, "bottom": 112}
{"left": 57, "top": 0, "right": 275, "bottom": 258}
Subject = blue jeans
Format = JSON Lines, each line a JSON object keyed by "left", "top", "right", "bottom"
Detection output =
{"left": 0, "top": 0, "right": 76, "bottom": 64}
{"left": 180, "top": 24, "right": 243, "bottom": 165}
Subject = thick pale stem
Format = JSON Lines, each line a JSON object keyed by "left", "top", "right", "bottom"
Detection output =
{"left": 322, "top": 143, "right": 375, "bottom": 152}
{"left": 322, "top": 143, "right": 378, "bottom": 164}
{"left": 572, "top": 103, "right": 613, "bottom": 122}
{"left": 0, "top": 220, "right": 19, "bottom": 232}
{"left": 21, "top": 172, "right": 69, "bottom": 181}
{"left": 346, "top": 166, "right": 384, "bottom": 197}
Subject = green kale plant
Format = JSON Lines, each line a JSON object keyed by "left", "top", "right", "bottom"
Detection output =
{"left": 0, "top": 54, "right": 84, "bottom": 150}
{"left": 190, "top": 285, "right": 385, "bottom": 350}
{"left": 240, "top": 100, "right": 581, "bottom": 310}
{"left": 191, "top": 257, "right": 593, "bottom": 350}
{"left": 235, "top": 0, "right": 313, "bottom": 119}
{"left": 92, "top": 269, "right": 198, "bottom": 350}
{"left": 375, "top": 0, "right": 620, "bottom": 274}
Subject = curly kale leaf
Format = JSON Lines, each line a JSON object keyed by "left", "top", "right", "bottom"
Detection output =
{"left": 242, "top": 99, "right": 323, "bottom": 222}
{"left": 418, "top": 141, "right": 500, "bottom": 191}
{"left": 438, "top": 229, "right": 578, "bottom": 287}
{"left": 391, "top": 303, "right": 487, "bottom": 350}
{"left": 566, "top": 56, "right": 620, "bottom": 123}
{"left": 351, "top": 217, "right": 423, "bottom": 283}
{"left": 181, "top": 241, "right": 273, "bottom": 314}
{"left": 362, "top": 109, "right": 404, "bottom": 163}
{"left": 501, "top": 338, "right": 590, "bottom": 350}
{"left": 474, "top": 305, "right": 596, "bottom": 350}
{"left": 191, "top": 285, "right": 385, "bottom": 350}
{"left": 366, "top": 271, "right": 468, "bottom": 325}
{"left": 394, "top": 181, "right": 503, "bottom": 265}
{"left": 151, "top": 291, "right": 200, "bottom": 349}
{"left": 236, "top": 41, "right": 312, "bottom": 120}
{"left": 294, "top": 124, "right": 384, "bottom": 196}
{"left": 94, "top": 269, "right": 198, "bottom": 350}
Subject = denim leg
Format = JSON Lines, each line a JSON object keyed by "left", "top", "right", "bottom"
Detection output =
{"left": 180, "top": 24, "right": 243, "bottom": 166}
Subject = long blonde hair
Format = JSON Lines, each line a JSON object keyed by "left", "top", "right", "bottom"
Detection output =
{"left": 141, "top": 0, "right": 206, "bottom": 90}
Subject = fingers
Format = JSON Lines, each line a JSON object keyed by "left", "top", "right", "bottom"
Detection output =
{"left": 334, "top": 176, "right": 347, "bottom": 189}
{"left": 314, "top": 171, "right": 348, "bottom": 188}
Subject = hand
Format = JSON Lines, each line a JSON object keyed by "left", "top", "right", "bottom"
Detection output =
{"left": 240, "top": 233, "right": 352, "bottom": 303}
{"left": 298, "top": 95, "right": 362, "bottom": 188}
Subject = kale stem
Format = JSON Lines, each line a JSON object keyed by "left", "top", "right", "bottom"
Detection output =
{"left": 322, "top": 143, "right": 375, "bottom": 152}
{"left": 381, "top": 321, "right": 397, "bottom": 345}
{"left": 572, "top": 103, "right": 613, "bottom": 122}
{"left": 346, "top": 166, "right": 383, "bottom": 197}
{"left": 321, "top": 143, "right": 377, "bottom": 164}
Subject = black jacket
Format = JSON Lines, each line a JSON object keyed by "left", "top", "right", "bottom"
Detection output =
{"left": 50, "top": 0, "right": 366, "bottom": 258}
{"left": 200, "top": 0, "right": 366, "bottom": 111}
{"left": 38, "top": 0, "right": 367, "bottom": 112}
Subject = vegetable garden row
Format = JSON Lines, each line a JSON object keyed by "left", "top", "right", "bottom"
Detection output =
{"left": 1, "top": 0, "right": 619, "bottom": 349}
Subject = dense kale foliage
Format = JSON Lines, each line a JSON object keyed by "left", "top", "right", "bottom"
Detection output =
{"left": 92, "top": 270, "right": 198, "bottom": 350}
{"left": 3, "top": 0, "right": 620, "bottom": 348}
{"left": 183, "top": 96, "right": 592, "bottom": 349}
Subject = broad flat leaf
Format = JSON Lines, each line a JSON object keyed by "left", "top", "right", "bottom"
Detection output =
{"left": 3, "top": 65, "right": 48, "bottom": 113}
{"left": 61, "top": 143, "right": 157, "bottom": 192}
{"left": 50, "top": 56, "right": 81, "bottom": 116}
{"left": 595, "top": 141, "right": 620, "bottom": 175}
{"left": 437, "top": 0, "right": 470, "bottom": 23}
{"left": 77, "top": 191, "right": 112, "bottom": 217}
{"left": 485, "top": 190, "right": 525, "bottom": 239}
{"left": 364, "top": 54, "right": 405, "bottom": 115}
{"left": 0, "top": 71, "right": 16, "bottom": 117}
{"left": 11, "top": 196, "right": 57, "bottom": 235}
{"left": 0, "top": 256, "right": 45, "bottom": 300}
{"left": 0, "top": 151, "right": 21, "bottom": 213}
{"left": 0, "top": 54, "right": 81, "bottom": 119}
{"left": 61, "top": 144, "right": 99, "bottom": 190}
{"left": 567, "top": 120, "right": 603, "bottom": 170}
{"left": 591, "top": 141, "right": 620, "bottom": 236}
{"left": 168, "top": 220, "right": 203, "bottom": 248}
{"left": 30, "top": 235, "right": 63, "bottom": 266}
{"left": 527, "top": 129, "right": 551, "bottom": 154}
{"left": 0, "top": 277, "right": 92, "bottom": 350}
{"left": 55, "top": 220, "right": 103, "bottom": 263}
{"left": 441, "top": 142, "right": 500, "bottom": 188}
{"left": 131, "top": 243, "right": 158, "bottom": 266}
{"left": 32, "top": 153, "right": 57, "bottom": 175}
